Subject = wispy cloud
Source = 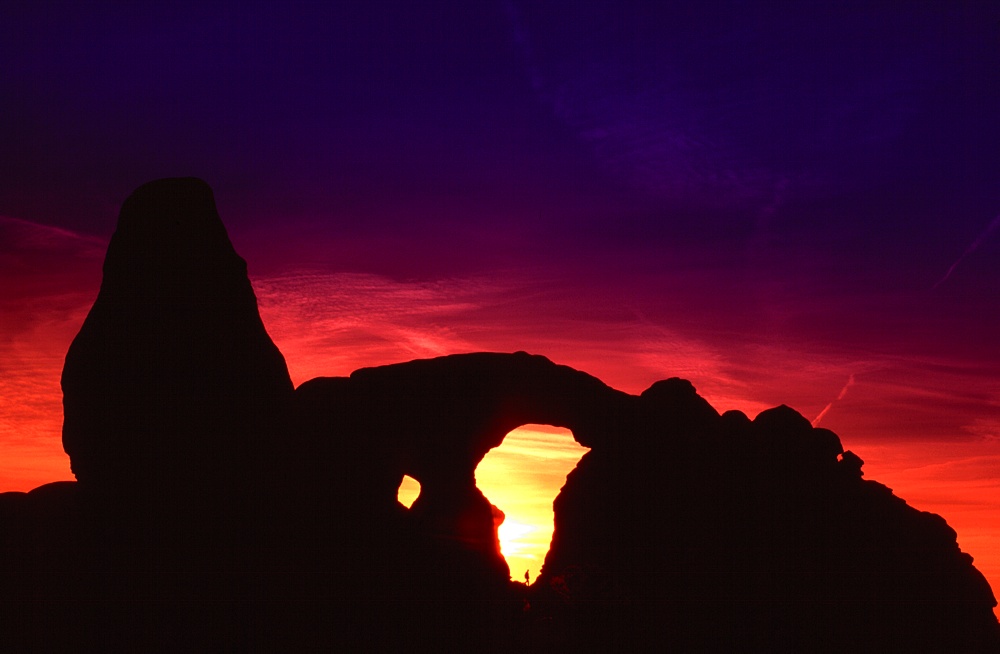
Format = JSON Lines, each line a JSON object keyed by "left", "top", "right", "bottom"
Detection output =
{"left": 251, "top": 271, "right": 510, "bottom": 383}
{"left": 0, "top": 217, "right": 105, "bottom": 490}
{"left": 252, "top": 268, "right": 792, "bottom": 401}
{"left": 0, "top": 215, "right": 103, "bottom": 251}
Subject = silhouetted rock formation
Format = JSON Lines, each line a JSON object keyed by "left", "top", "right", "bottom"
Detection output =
{"left": 533, "top": 378, "right": 1000, "bottom": 652}
{"left": 2, "top": 178, "right": 998, "bottom": 651}
{"left": 288, "top": 353, "right": 633, "bottom": 646}
{"left": 59, "top": 177, "right": 294, "bottom": 570}
{"left": 294, "top": 352, "right": 631, "bottom": 577}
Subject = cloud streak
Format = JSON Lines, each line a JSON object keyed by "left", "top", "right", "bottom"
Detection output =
{"left": 812, "top": 373, "right": 856, "bottom": 427}
{"left": 933, "top": 213, "right": 1000, "bottom": 289}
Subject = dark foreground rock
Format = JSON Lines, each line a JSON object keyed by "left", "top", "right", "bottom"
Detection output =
{"left": 2, "top": 179, "right": 997, "bottom": 651}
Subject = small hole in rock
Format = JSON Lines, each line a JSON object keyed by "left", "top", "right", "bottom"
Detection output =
{"left": 397, "top": 474, "right": 421, "bottom": 508}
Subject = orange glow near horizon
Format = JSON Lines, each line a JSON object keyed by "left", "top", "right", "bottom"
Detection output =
{"left": 474, "top": 425, "right": 588, "bottom": 583}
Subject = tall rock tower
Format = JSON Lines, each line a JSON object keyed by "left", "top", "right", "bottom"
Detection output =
{"left": 61, "top": 178, "right": 294, "bottom": 569}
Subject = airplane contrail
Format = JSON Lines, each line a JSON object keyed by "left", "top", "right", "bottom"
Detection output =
{"left": 932, "top": 213, "right": 1000, "bottom": 289}
{"left": 812, "top": 374, "right": 856, "bottom": 427}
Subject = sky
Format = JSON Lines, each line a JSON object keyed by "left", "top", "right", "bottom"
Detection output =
{"left": 2, "top": 1, "right": 1000, "bottom": 595}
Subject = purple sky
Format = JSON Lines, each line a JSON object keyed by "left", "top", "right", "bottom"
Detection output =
{"left": 3, "top": 0, "right": 1000, "bottom": 601}
{"left": 4, "top": 2, "right": 998, "bottom": 327}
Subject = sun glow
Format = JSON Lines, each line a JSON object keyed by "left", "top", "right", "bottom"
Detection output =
{"left": 475, "top": 425, "right": 587, "bottom": 583}
{"left": 497, "top": 518, "right": 536, "bottom": 559}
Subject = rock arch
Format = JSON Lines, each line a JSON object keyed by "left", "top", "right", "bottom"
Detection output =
{"left": 293, "top": 352, "right": 632, "bottom": 576}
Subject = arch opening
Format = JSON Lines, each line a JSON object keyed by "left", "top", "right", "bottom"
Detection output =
{"left": 474, "top": 424, "right": 588, "bottom": 584}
